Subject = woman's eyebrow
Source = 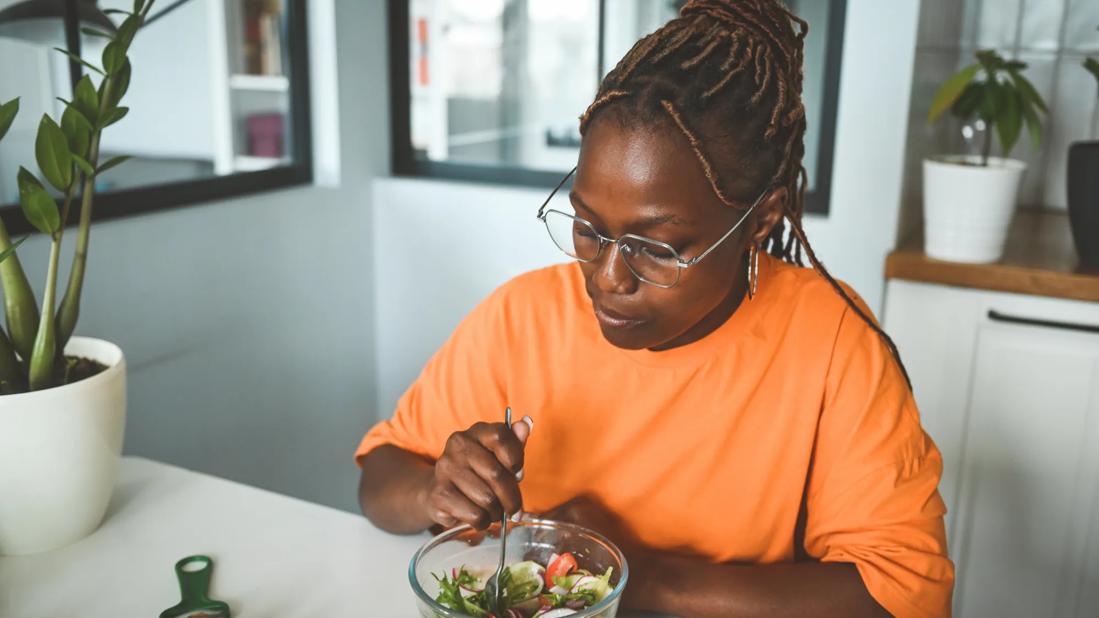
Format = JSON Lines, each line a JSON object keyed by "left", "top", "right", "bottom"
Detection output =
{"left": 568, "top": 191, "right": 693, "bottom": 228}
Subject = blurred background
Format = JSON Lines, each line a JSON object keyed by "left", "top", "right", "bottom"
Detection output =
{"left": 0, "top": 2, "right": 1097, "bottom": 616}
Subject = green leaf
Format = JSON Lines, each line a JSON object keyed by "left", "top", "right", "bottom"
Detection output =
{"left": 117, "top": 14, "right": 141, "bottom": 49}
{"left": 35, "top": 115, "right": 73, "bottom": 191}
{"left": 1085, "top": 57, "right": 1099, "bottom": 84}
{"left": 96, "top": 155, "right": 131, "bottom": 174}
{"left": 929, "top": 63, "right": 981, "bottom": 123}
{"left": 101, "top": 60, "right": 131, "bottom": 108}
{"left": 0, "top": 97, "right": 18, "bottom": 143}
{"left": 1005, "top": 60, "right": 1028, "bottom": 71}
{"left": 99, "top": 106, "right": 129, "bottom": 128}
{"left": 979, "top": 79, "right": 1003, "bottom": 123}
{"left": 74, "top": 75, "right": 99, "bottom": 124}
{"left": 103, "top": 8, "right": 133, "bottom": 15}
{"left": 17, "top": 168, "right": 60, "bottom": 235}
{"left": 1007, "top": 69, "right": 1049, "bottom": 114}
{"left": 951, "top": 82, "right": 983, "bottom": 119}
{"left": 1020, "top": 96, "right": 1043, "bottom": 149}
{"left": 102, "top": 41, "right": 126, "bottom": 75}
{"left": 80, "top": 26, "right": 113, "bottom": 39}
{"left": 975, "top": 49, "right": 1007, "bottom": 74}
{"left": 52, "top": 47, "right": 104, "bottom": 76}
{"left": 72, "top": 153, "right": 95, "bottom": 177}
{"left": 997, "top": 89, "right": 1023, "bottom": 155}
{"left": 61, "top": 104, "right": 92, "bottom": 157}
{"left": 0, "top": 236, "right": 28, "bottom": 265}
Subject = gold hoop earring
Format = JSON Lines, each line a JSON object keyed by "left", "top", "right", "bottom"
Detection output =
{"left": 747, "top": 246, "right": 759, "bottom": 300}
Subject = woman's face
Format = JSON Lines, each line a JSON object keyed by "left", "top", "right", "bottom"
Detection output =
{"left": 571, "top": 117, "right": 782, "bottom": 351}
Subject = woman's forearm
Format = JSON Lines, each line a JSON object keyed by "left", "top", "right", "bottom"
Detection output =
{"left": 358, "top": 444, "right": 435, "bottom": 534}
{"left": 628, "top": 551, "right": 888, "bottom": 618}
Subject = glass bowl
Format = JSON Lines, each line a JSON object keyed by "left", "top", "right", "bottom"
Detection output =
{"left": 409, "top": 518, "right": 629, "bottom": 617}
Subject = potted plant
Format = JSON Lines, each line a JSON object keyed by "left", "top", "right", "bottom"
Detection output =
{"left": 0, "top": 0, "right": 154, "bottom": 556}
{"left": 924, "top": 50, "right": 1049, "bottom": 263}
{"left": 1067, "top": 54, "right": 1099, "bottom": 269}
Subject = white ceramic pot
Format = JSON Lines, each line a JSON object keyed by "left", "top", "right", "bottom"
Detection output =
{"left": 0, "top": 337, "right": 126, "bottom": 555}
{"left": 923, "top": 155, "right": 1027, "bottom": 263}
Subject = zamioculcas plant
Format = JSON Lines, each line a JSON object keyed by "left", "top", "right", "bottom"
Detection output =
{"left": 0, "top": 0, "right": 154, "bottom": 394}
{"left": 928, "top": 49, "right": 1049, "bottom": 166}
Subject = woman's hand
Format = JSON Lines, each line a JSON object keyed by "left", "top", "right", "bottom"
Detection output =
{"left": 541, "top": 495, "right": 632, "bottom": 547}
{"left": 423, "top": 417, "right": 533, "bottom": 530}
{"left": 541, "top": 495, "right": 643, "bottom": 564}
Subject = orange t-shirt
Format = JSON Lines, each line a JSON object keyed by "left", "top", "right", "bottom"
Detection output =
{"left": 356, "top": 254, "right": 954, "bottom": 618}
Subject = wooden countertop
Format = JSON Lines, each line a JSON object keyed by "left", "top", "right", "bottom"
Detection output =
{"left": 886, "top": 209, "right": 1099, "bottom": 303}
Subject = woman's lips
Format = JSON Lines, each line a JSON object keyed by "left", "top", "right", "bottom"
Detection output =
{"left": 594, "top": 305, "right": 645, "bottom": 329}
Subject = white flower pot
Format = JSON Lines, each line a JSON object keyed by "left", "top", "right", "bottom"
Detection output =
{"left": 923, "top": 155, "right": 1027, "bottom": 263}
{"left": 0, "top": 337, "right": 126, "bottom": 555}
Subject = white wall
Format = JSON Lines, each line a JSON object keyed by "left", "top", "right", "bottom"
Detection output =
{"left": 371, "top": 0, "right": 921, "bottom": 418}
{"left": 7, "top": 0, "right": 385, "bottom": 512}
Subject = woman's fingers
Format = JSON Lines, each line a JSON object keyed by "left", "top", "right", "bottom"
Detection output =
{"left": 432, "top": 416, "right": 535, "bottom": 528}
{"left": 465, "top": 444, "right": 523, "bottom": 515}
{"left": 449, "top": 462, "right": 503, "bottom": 519}
{"left": 432, "top": 481, "right": 491, "bottom": 529}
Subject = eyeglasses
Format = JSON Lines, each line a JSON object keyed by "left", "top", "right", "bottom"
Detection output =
{"left": 536, "top": 166, "right": 767, "bottom": 288}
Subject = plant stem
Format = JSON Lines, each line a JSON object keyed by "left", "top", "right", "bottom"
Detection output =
{"left": 981, "top": 121, "right": 993, "bottom": 166}
{"left": 0, "top": 216, "right": 40, "bottom": 361}
{"left": 0, "top": 325, "right": 26, "bottom": 393}
{"left": 28, "top": 234, "right": 61, "bottom": 390}
{"left": 56, "top": 74, "right": 111, "bottom": 351}
{"left": 56, "top": 1, "right": 153, "bottom": 353}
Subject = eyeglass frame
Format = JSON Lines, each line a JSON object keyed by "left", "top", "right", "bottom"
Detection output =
{"left": 535, "top": 166, "right": 769, "bottom": 288}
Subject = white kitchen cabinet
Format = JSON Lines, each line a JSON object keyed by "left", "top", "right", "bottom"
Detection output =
{"left": 884, "top": 280, "right": 1099, "bottom": 617}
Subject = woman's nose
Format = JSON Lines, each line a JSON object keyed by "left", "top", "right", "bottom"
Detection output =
{"left": 592, "top": 242, "right": 638, "bottom": 295}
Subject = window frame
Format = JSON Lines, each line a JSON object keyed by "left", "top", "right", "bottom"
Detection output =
{"left": 0, "top": 0, "right": 314, "bottom": 235}
{"left": 387, "top": 0, "right": 846, "bottom": 215}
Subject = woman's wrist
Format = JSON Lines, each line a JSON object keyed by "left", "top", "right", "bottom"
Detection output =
{"left": 623, "top": 546, "right": 669, "bottom": 610}
{"left": 411, "top": 464, "right": 437, "bottom": 532}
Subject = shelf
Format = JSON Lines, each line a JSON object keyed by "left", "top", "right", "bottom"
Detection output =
{"left": 886, "top": 209, "right": 1099, "bottom": 303}
{"left": 228, "top": 74, "right": 289, "bottom": 92}
{"left": 233, "top": 155, "right": 287, "bottom": 172}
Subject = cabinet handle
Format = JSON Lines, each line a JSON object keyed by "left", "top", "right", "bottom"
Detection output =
{"left": 987, "top": 310, "right": 1099, "bottom": 334}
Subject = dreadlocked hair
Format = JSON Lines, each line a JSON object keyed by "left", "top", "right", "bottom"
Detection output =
{"left": 578, "top": 0, "right": 912, "bottom": 390}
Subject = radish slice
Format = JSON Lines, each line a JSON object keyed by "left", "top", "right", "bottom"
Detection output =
{"left": 571, "top": 575, "right": 612, "bottom": 603}
{"left": 534, "top": 609, "right": 579, "bottom": 618}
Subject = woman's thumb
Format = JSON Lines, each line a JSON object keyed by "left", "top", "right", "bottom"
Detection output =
{"left": 511, "top": 415, "right": 534, "bottom": 444}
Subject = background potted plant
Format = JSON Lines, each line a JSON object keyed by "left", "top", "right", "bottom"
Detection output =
{"left": 1067, "top": 53, "right": 1099, "bottom": 269}
{"left": 0, "top": 0, "right": 154, "bottom": 555}
{"left": 924, "top": 50, "right": 1048, "bottom": 263}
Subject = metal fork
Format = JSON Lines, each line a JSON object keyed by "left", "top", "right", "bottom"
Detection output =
{"left": 484, "top": 406, "right": 512, "bottom": 614}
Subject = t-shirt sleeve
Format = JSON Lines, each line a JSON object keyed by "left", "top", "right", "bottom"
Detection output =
{"left": 354, "top": 286, "right": 510, "bottom": 465}
{"left": 803, "top": 303, "right": 955, "bottom": 618}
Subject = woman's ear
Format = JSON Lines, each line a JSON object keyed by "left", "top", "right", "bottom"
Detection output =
{"left": 749, "top": 186, "right": 788, "bottom": 246}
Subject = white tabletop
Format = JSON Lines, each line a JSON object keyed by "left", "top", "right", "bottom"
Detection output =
{"left": 1, "top": 457, "right": 666, "bottom": 618}
{"left": 0, "top": 457, "right": 431, "bottom": 617}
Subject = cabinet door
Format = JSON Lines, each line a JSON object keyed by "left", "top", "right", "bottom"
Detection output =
{"left": 952, "top": 314, "right": 1099, "bottom": 618}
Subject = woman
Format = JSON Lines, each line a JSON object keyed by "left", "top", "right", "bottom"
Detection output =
{"left": 357, "top": 1, "right": 953, "bottom": 616}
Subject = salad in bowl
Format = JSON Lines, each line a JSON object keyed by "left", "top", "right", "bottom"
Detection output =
{"left": 410, "top": 519, "right": 628, "bottom": 618}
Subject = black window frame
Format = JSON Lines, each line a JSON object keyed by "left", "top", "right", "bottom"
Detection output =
{"left": 387, "top": 0, "right": 846, "bottom": 215}
{"left": 0, "top": 0, "right": 313, "bottom": 235}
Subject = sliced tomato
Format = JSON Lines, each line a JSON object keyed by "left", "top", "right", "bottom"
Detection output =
{"left": 543, "top": 551, "right": 578, "bottom": 587}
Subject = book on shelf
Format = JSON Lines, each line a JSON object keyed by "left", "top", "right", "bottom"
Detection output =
{"left": 242, "top": 0, "right": 284, "bottom": 76}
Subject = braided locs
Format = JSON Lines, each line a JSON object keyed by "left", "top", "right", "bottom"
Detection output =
{"left": 579, "top": 0, "right": 912, "bottom": 389}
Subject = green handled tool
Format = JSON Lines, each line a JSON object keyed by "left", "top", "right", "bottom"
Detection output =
{"left": 160, "top": 555, "right": 231, "bottom": 618}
